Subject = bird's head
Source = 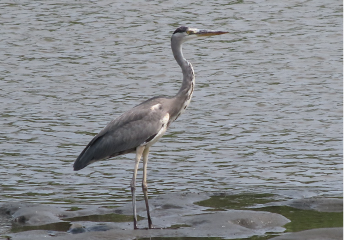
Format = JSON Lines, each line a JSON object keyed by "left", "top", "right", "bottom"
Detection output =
{"left": 171, "top": 26, "right": 228, "bottom": 43}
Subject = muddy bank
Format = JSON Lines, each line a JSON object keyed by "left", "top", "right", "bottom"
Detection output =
{"left": 1, "top": 193, "right": 342, "bottom": 240}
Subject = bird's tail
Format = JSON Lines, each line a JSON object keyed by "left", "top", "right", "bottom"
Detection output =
{"left": 73, "top": 145, "right": 95, "bottom": 171}
{"left": 73, "top": 128, "right": 134, "bottom": 171}
{"left": 73, "top": 133, "right": 115, "bottom": 171}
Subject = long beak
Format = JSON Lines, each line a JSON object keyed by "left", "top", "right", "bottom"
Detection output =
{"left": 194, "top": 29, "right": 228, "bottom": 37}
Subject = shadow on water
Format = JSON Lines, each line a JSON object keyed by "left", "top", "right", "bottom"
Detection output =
{"left": 11, "top": 221, "right": 71, "bottom": 233}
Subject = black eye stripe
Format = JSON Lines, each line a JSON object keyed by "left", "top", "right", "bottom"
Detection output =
{"left": 173, "top": 26, "right": 188, "bottom": 34}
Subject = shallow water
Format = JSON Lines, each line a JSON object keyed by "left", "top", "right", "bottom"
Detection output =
{"left": 0, "top": 0, "right": 342, "bottom": 212}
{"left": 3, "top": 193, "right": 343, "bottom": 239}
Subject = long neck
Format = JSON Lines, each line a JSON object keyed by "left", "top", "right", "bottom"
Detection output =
{"left": 169, "top": 38, "right": 195, "bottom": 123}
{"left": 172, "top": 40, "right": 195, "bottom": 95}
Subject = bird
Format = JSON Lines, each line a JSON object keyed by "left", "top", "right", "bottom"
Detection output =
{"left": 73, "top": 26, "right": 228, "bottom": 229}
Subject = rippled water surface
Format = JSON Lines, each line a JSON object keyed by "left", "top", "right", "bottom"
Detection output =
{"left": 1, "top": 0, "right": 342, "bottom": 208}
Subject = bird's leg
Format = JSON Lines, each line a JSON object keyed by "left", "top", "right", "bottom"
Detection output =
{"left": 142, "top": 147, "right": 153, "bottom": 229}
{"left": 131, "top": 146, "right": 145, "bottom": 230}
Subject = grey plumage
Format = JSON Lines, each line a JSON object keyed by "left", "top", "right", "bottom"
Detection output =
{"left": 73, "top": 26, "right": 227, "bottom": 229}
{"left": 74, "top": 97, "right": 169, "bottom": 171}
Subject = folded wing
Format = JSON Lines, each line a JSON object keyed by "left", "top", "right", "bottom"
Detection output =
{"left": 73, "top": 104, "right": 166, "bottom": 171}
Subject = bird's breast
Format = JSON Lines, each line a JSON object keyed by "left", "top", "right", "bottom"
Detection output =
{"left": 142, "top": 112, "right": 170, "bottom": 147}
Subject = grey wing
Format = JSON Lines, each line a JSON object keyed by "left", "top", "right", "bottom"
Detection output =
{"left": 73, "top": 106, "right": 166, "bottom": 171}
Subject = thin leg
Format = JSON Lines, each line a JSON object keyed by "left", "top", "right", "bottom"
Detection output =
{"left": 142, "top": 147, "right": 153, "bottom": 229}
{"left": 131, "top": 146, "right": 145, "bottom": 230}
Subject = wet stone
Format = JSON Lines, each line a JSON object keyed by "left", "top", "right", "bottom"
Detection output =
{"left": 68, "top": 223, "right": 86, "bottom": 234}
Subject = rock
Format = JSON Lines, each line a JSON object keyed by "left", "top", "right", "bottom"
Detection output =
{"left": 12, "top": 205, "right": 64, "bottom": 226}
{"left": 68, "top": 223, "right": 86, "bottom": 234}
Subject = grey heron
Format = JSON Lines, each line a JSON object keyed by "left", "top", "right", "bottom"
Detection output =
{"left": 73, "top": 26, "right": 228, "bottom": 229}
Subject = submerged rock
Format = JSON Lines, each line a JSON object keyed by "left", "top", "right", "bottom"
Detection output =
{"left": 287, "top": 198, "right": 343, "bottom": 212}
{"left": 270, "top": 227, "right": 343, "bottom": 240}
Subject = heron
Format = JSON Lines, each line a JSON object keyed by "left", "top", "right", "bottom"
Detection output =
{"left": 73, "top": 26, "right": 228, "bottom": 229}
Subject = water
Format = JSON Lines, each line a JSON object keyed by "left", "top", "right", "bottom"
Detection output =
{"left": 0, "top": 0, "right": 342, "bottom": 210}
